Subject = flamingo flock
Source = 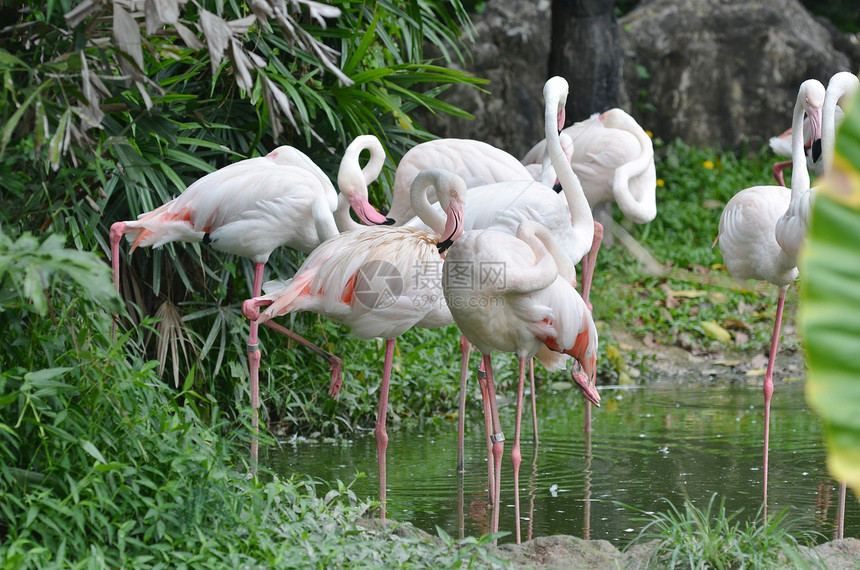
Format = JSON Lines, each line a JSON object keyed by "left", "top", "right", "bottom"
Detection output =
{"left": 109, "top": 68, "right": 858, "bottom": 543}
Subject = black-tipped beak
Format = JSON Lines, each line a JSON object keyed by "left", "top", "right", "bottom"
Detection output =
{"left": 552, "top": 182, "right": 562, "bottom": 193}
{"left": 437, "top": 238, "right": 453, "bottom": 255}
{"left": 381, "top": 217, "right": 396, "bottom": 226}
{"left": 811, "top": 138, "right": 822, "bottom": 163}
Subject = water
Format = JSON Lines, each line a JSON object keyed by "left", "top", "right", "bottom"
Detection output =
{"left": 267, "top": 380, "right": 856, "bottom": 546}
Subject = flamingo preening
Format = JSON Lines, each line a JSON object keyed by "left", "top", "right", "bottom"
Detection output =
{"left": 110, "top": 136, "right": 391, "bottom": 469}
{"left": 443, "top": 218, "right": 600, "bottom": 543}
{"left": 521, "top": 107, "right": 657, "bottom": 225}
{"left": 242, "top": 168, "right": 467, "bottom": 516}
{"left": 715, "top": 78, "right": 824, "bottom": 518}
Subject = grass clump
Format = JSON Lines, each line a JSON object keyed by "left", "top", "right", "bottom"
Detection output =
{"left": 626, "top": 494, "right": 824, "bottom": 569}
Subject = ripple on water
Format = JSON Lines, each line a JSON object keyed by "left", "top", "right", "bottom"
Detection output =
{"left": 269, "top": 381, "right": 851, "bottom": 546}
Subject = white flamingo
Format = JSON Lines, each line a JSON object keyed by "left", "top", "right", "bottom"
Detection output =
{"left": 242, "top": 168, "right": 467, "bottom": 516}
{"left": 443, "top": 218, "right": 600, "bottom": 543}
{"left": 521, "top": 107, "right": 657, "bottom": 225}
{"left": 385, "top": 139, "right": 535, "bottom": 225}
{"left": 715, "top": 78, "right": 824, "bottom": 518}
{"left": 110, "top": 136, "right": 391, "bottom": 469}
{"left": 819, "top": 70, "right": 859, "bottom": 540}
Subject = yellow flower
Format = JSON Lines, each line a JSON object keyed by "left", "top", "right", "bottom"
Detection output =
{"left": 656, "top": 179, "right": 665, "bottom": 187}
{"left": 645, "top": 130, "right": 653, "bottom": 138}
{"left": 703, "top": 160, "right": 715, "bottom": 169}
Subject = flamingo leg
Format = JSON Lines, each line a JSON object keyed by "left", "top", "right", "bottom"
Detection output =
{"left": 763, "top": 286, "right": 787, "bottom": 519}
{"left": 376, "top": 338, "right": 396, "bottom": 518}
{"left": 529, "top": 358, "right": 539, "bottom": 444}
{"left": 512, "top": 358, "right": 526, "bottom": 544}
{"left": 580, "top": 221, "right": 604, "bottom": 311}
{"left": 477, "top": 359, "right": 494, "bottom": 504}
{"left": 457, "top": 335, "right": 471, "bottom": 473}
{"left": 109, "top": 222, "right": 129, "bottom": 340}
{"left": 838, "top": 481, "right": 846, "bottom": 539}
{"left": 482, "top": 354, "right": 504, "bottom": 539}
{"left": 247, "top": 262, "right": 265, "bottom": 474}
{"left": 772, "top": 159, "right": 791, "bottom": 187}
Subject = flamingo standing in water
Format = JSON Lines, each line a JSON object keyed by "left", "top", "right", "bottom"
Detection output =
{"left": 443, "top": 218, "right": 600, "bottom": 542}
{"left": 816, "top": 70, "right": 859, "bottom": 540}
{"left": 409, "top": 76, "right": 601, "bottom": 474}
{"left": 110, "top": 136, "right": 391, "bottom": 469}
{"left": 242, "top": 168, "right": 467, "bottom": 516}
{"left": 715, "top": 78, "right": 824, "bottom": 517}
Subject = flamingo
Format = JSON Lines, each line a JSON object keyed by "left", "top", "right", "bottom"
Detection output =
{"left": 774, "top": 82, "right": 826, "bottom": 266}
{"left": 385, "top": 138, "right": 536, "bottom": 225}
{"left": 521, "top": 107, "right": 657, "bottom": 225}
{"left": 768, "top": 106, "right": 831, "bottom": 187}
{"left": 110, "top": 136, "right": 392, "bottom": 469}
{"left": 408, "top": 77, "right": 601, "bottom": 473}
{"left": 715, "top": 78, "right": 824, "bottom": 518}
{"left": 242, "top": 168, "right": 467, "bottom": 516}
{"left": 443, "top": 218, "right": 600, "bottom": 543}
{"left": 818, "top": 70, "right": 859, "bottom": 540}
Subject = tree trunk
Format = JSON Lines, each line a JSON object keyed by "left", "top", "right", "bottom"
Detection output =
{"left": 549, "top": 0, "right": 621, "bottom": 124}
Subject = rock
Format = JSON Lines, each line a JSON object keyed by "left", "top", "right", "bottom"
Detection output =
{"left": 618, "top": 0, "right": 854, "bottom": 149}
{"left": 418, "top": 0, "right": 858, "bottom": 153}
{"left": 418, "top": 0, "right": 552, "bottom": 157}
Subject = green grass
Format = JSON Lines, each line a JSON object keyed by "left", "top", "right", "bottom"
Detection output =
{"left": 625, "top": 494, "right": 825, "bottom": 569}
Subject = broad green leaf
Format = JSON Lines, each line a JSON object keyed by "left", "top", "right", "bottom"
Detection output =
{"left": 801, "top": 96, "right": 860, "bottom": 495}
{"left": 80, "top": 439, "right": 106, "bottom": 464}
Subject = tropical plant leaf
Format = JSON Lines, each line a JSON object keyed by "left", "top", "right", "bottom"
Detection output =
{"left": 801, "top": 95, "right": 860, "bottom": 494}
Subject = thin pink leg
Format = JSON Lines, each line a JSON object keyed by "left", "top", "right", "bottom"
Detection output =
{"left": 580, "top": 221, "right": 604, "bottom": 311}
{"left": 247, "top": 262, "right": 265, "bottom": 474}
{"left": 376, "top": 338, "right": 396, "bottom": 518}
{"left": 512, "top": 358, "right": 526, "bottom": 544}
{"left": 763, "top": 287, "right": 787, "bottom": 519}
{"left": 772, "top": 160, "right": 790, "bottom": 187}
{"left": 838, "top": 481, "right": 846, "bottom": 539}
{"left": 529, "top": 358, "right": 539, "bottom": 444}
{"left": 109, "top": 222, "right": 128, "bottom": 340}
{"left": 477, "top": 359, "right": 494, "bottom": 503}
{"left": 482, "top": 354, "right": 504, "bottom": 539}
{"left": 241, "top": 299, "right": 344, "bottom": 395}
{"left": 457, "top": 335, "right": 471, "bottom": 473}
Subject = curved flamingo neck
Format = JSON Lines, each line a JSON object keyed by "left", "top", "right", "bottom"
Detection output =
{"left": 544, "top": 77, "right": 593, "bottom": 256}
{"left": 791, "top": 82, "right": 820, "bottom": 195}
{"left": 410, "top": 170, "right": 452, "bottom": 235}
{"left": 335, "top": 135, "right": 387, "bottom": 231}
{"left": 612, "top": 122, "right": 656, "bottom": 215}
{"left": 823, "top": 73, "right": 859, "bottom": 176}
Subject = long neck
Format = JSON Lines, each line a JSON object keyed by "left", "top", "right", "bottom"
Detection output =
{"left": 410, "top": 172, "right": 448, "bottom": 235}
{"left": 335, "top": 135, "right": 386, "bottom": 231}
{"left": 334, "top": 195, "right": 360, "bottom": 231}
{"left": 823, "top": 74, "right": 859, "bottom": 176}
{"left": 789, "top": 91, "right": 812, "bottom": 196}
{"left": 612, "top": 122, "right": 657, "bottom": 221}
{"left": 544, "top": 81, "right": 594, "bottom": 256}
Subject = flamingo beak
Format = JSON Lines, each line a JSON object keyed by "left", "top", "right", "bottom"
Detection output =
{"left": 349, "top": 194, "right": 393, "bottom": 226}
{"left": 572, "top": 368, "right": 600, "bottom": 407}
{"left": 437, "top": 195, "right": 465, "bottom": 255}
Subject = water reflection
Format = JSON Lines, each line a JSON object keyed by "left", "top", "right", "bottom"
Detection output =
{"left": 267, "top": 381, "right": 855, "bottom": 546}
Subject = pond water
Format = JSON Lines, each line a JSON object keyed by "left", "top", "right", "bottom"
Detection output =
{"left": 267, "top": 379, "right": 857, "bottom": 546}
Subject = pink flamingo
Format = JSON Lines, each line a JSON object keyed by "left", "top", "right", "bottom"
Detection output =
{"left": 242, "top": 168, "right": 467, "bottom": 516}
{"left": 443, "top": 218, "right": 600, "bottom": 543}
{"left": 818, "top": 71, "right": 858, "bottom": 540}
{"left": 385, "top": 139, "right": 534, "bottom": 225}
{"left": 715, "top": 78, "right": 824, "bottom": 518}
{"left": 110, "top": 136, "right": 391, "bottom": 469}
{"left": 521, "top": 107, "right": 657, "bottom": 225}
